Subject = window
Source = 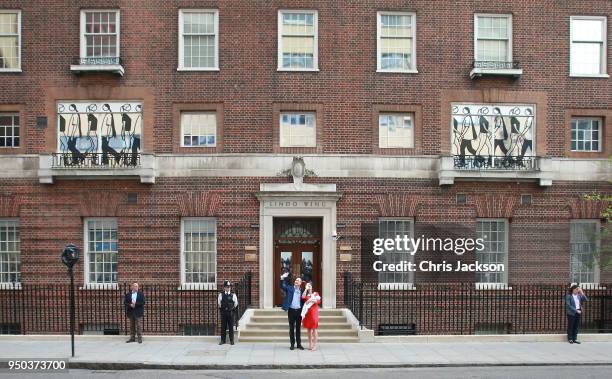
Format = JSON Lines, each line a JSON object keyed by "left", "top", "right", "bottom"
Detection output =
{"left": 178, "top": 10, "right": 218, "bottom": 70}
{"left": 571, "top": 118, "right": 602, "bottom": 152}
{"left": 570, "top": 16, "right": 607, "bottom": 76}
{"left": 181, "top": 218, "right": 217, "bottom": 288}
{"left": 570, "top": 220, "right": 600, "bottom": 284}
{"left": 280, "top": 112, "right": 316, "bottom": 147}
{"left": 476, "top": 219, "right": 508, "bottom": 284}
{"left": 378, "top": 219, "right": 414, "bottom": 285}
{"left": 181, "top": 112, "right": 216, "bottom": 147}
{"left": 0, "top": 220, "right": 19, "bottom": 284}
{"left": 0, "top": 10, "right": 20, "bottom": 70}
{"left": 84, "top": 219, "right": 118, "bottom": 285}
{"left": 379, "top": 113, "right": 414, "bottom": 148}
{"left": 474, "top": 14, "right": 512, "bottom": 63}
{"left": 0, "top": 113, "right": 19, "bottom": 148}
{"left": 377, "top": 12, "right": 416, "bottom": 72}
{"left": 278, "top": 10, "right": 318, "bottom": 70}
{"left": 80, "top": 10, "right": 120, "bottom": 61}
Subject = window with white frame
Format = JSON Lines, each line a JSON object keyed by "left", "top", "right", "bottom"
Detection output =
{"left": 379, "top": 113, "right": 414, "bottom": 148}
{"left": 181, "top": 112, "right": 217, "bottom": 147}
{"left": 0, "top": 220, "right": 20, "bottom": 284}
{"left": 474, "top": 14, "right": 512, "bottom": 63}
{"left": 476, "top": 219, "right": 508, "bottom": 284}
{"left": 80, "top": 10, "right": 120, "bottom": 60}
{"left": 378, "top": 219, "right": 414, "bottom": 285}
{"left": 182, "top": 218, "right": 217, "bottom": 286}
{"left": 570, "top": 16, "right": 607, "bottom": 76}
{"left": 179, "top": 10, "right": 218, "bottom": 70}
{"left": 0, "top": 10, "right": 20, "bottom": 70}
{"left": 278, "top": 10, "right": 318, "bottom": 70}
{"left": 280, "top": 112, "right": 316, "bottom": 147}
{"left": 570, "top": 220, "right": 600, "bottom": 284}
{"left": 571, "top": 117, "right": 602, "bottom": 152}
{"left": 0, "top": 113, "right": 19, "bottom": 148}
{"left": 377, "top": 12, "right": 416, "bottom": 72}
{"left": 85, "top": 219, "right": 118, "bottom": 285}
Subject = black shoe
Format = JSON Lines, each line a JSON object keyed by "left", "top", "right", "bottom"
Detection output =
{"left": 230, "top": 341, "right": 235, "bottom": 345}
{"left": 290, "top": 346, "right": 295, "bottom": 350}
{"left": 137, "top": 338, "right": 142, "bottom": 344}
{"left": 297, "top": 345, "right": 305, "bottom": 350}
{"left": 126, "top": 339, "right": 135, "bottom": 343}
{"left": 573, "top": 341, "right": 581, "bottom": 344}
{"left": 219, "top": 341, "right": 225, "bottom": 345}
{"left": 569, "top": 340, "right": 574, "bottom": 344}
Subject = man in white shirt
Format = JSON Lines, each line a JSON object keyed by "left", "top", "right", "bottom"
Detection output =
{"left": 565, "top": 284, "right": 588, "bottom": 344}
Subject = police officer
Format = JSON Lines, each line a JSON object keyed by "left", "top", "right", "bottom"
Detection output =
{"left": 218, "top": 280, "right": 238, "bottom": 345}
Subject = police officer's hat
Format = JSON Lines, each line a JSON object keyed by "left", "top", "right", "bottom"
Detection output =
{"left": 223, "top": 280, "right": 231, "bottom": 288}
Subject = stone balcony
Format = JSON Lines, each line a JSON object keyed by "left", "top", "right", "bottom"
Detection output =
{"left": 38, "top": 153, "right": 156, "bottom": 184}
{"left": 70, "top": 56, "right": 125, "bottom": 76}
{"left": 438, "top": 155, "right": 554, "bottom": 186}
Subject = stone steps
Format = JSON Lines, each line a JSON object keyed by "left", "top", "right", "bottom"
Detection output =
{"left": 239, "top": 308, "right": 359, "bottom": 343}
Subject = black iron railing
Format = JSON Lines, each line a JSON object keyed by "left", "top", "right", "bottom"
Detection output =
{"left": 453, "top": 155, "right": 537, "bottom": 170}
{"left": 343, "top": 273, "right": 612, "bottom": 335}
{"left": 0, "top": 272, "right": 252, "bottom": 336}
{"left": 473, "top": 61, "right": 520, "bottom": 70}
{"left": 51, "top": 152, "right": 141, "bottom": 168}
{"left": 73, "top": 56, "right": 122, "bottom": 66}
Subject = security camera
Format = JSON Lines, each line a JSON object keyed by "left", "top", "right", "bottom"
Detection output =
{"left": 332, "top": 230, "right": 341, "bottom": 241}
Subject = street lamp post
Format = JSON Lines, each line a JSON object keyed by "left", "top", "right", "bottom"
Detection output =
{"left": 61, "top": 244, "right": 80, "bottom": 358}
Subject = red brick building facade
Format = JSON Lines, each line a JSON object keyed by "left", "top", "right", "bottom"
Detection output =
{"left": 0, "top": 1, "right": 610, "bottom": 314}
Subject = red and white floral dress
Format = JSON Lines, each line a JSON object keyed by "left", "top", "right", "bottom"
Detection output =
{"left": 301, "top": 291, "right": 321, "bottom": 329}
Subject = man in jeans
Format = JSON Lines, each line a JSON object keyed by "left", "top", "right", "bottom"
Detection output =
{"left": 124, "top": 282, "right": 145, "bottom": 343}
{"left": 280, "top": 272, "right": 304, "bottom": 350}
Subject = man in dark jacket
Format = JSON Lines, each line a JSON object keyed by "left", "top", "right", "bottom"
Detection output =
{"left": 124, "top": 282, "right": 145, "bottom": 343}
{"left": 218, "top": 280, "right": 238, "bottom": 345}
{"left": 280, "top": 272, "right": 305, "bottom": 350}
{"left": 565, "top": 284, "right": 588, "bottom": 344}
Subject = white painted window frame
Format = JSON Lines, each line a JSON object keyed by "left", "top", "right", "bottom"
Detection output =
{"left": 475, "top": 218, "right": 509, "bottom": 287}
{"left": 277, "top": 9, "right": 319, "bottom": 72}
{"left": 378, "top": 113, "right": 415, "bottom": 148}
{"left": 79, "top": 9, "right": 121, "bottom": 59}
{"left": 571, "top": 117, "right": 603, "bottom": 152}
{"left": 83, "top": 217, "right": 118, "bottom": 289}
{"left": 0, "top": 10, "right": 21, "bottom": 72}
{"left": 179, "top": 112, "right": 218, "bottom": 148}
{"left": 570, "top": 219, "right": 601, "bottom": 286}
{"left": 180, "top": 217, "right": 218, "bottom": 290}
{"left": 377, "top": 217, "right": 415, "bottom": 289}
{"left": 376, "top": 11, "right": 417, "bottom": 73}
{"left": 279, "top": 111, "right": 317, "bottom": 147}
{"left": 178, "top": 9, "right": 219, "bottom": 71}
{"left": 473, "top": 13, "right": 513, "bottom": 63}
{"left": 570, "top": 15, "right": 608, "bottom": 78}
{"left": 0, "top": 218, "right": 20, "bottom": 286}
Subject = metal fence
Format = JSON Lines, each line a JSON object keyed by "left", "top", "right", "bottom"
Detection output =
{"left": 0, "top": 271, "right": 252, "bottom": 336}
{"left": 343, "top": 272, "right": 612, "bottom": 335}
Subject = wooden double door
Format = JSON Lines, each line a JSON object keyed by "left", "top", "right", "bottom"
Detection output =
{"left": 273, "top": 218, "right": 322, "bottom": 307}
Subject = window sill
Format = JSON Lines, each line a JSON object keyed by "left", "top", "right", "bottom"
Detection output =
{"left": 178, "top": 283, "right": 217, "bottom": 291}
{"left": 0, "top": 283, "right": 21, "bottom": 289}
{"left": 79, "top": 283, "right": 119, "bottom": 290}
{"left": 0, "top": 68, "right": 22, "bottom": 73}
{"left": 576, "top": 283, "right": 607, "bottom": 290}
{"left": 70, "top": 64, "right": 124, "bottom": 76}
{"left": 470, "top": 67, "right": 522, "bottom": 79}
{"left": 475, "top": 283, "right": 512, "bottom": 290}
{"left": 569, "top": 73, "right": 609, "bottom": 78}
{"left": 277, "top": 68, "right": 320, "bottom": 72}
{"left": 177, "top": 67, "right": 220, "bottom": 72}
{"left": 377, "top": 283, "right": 416, "bottom": 291}
{"left": 376, "top": 69, "right": 419, "bottom": 74}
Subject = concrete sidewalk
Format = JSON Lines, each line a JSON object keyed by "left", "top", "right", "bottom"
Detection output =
{"left": 1, "top": 335, "right": 611, "bottom": 369}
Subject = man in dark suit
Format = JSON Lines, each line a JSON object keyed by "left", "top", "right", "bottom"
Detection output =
{"left": 280, "top": 272, "right": 305, "bottom": 350}
{"left": 565, "top": 284, "right": 588, "bottom": 344}
{"left": 218, "top": 280, "right": 238, "bottom": 345}
{"left": 124, "top": 282, "right": 145, "bottom": 343}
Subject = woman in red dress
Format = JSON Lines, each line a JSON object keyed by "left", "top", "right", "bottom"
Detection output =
{"left": 301, "top": 282, "right": 321, "bottom": 351}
